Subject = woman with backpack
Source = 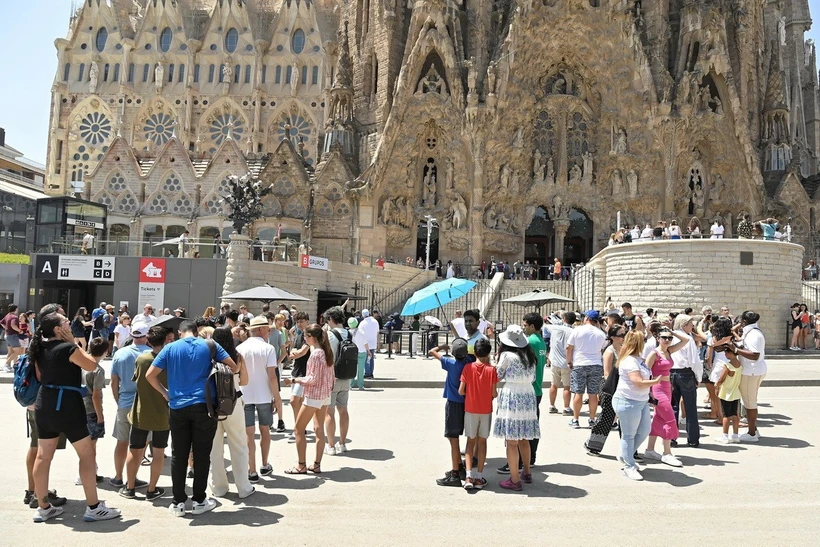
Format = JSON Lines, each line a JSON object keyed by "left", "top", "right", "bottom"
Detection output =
{"left": 29, "top": 312, "right": 122, "bottom": 522}
{"left": 283, "top": 324, "right": 335, "bottom": 475}
{"left": 208, "top": 327, "right": 253, "bottom": 498}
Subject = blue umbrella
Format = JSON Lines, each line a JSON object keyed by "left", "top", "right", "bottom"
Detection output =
{"left": 400, "top": 278, "right": 478, "bottom": 317}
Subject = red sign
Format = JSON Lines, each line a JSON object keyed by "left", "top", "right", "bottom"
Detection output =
{"left": 139, "top": 258, "right": 166, "bottom": 283}
{"left": 300, "top": 254, "right": 309, "bottom": 268}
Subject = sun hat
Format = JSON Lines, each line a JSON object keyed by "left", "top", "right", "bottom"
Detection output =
{"left": 499, "top": 324, "right": 529, "bottom": 348}
{"left": 249, "top": 316, "right": 269, "bottom": 328}
{"left": 348, "top": 317, "right": 359, "bottom": 328}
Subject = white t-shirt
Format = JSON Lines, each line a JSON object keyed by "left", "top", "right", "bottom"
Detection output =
{"left": 711, "top": 224, "right": 725, "bottom": 238}
{"left": 360, "top": 316, "right": 380, "bottom": 348}
{"left": 739, "top": 324, "right": 767, "bottom": 376}
{"left": 630, "top": 227, "right": 640, "bottom": 240}
{"left": 708, "top": 335, "right": 730, "bottom": 383}
{"left": 668, "top": 225, "right": 681, "bottom": 237}
{"left": 113, "top": 324, "right": 131, "bottom": 347}
{"left": 327, "top": 326, "right": 349, "bottom": 362}
{"left": 640, "top": 227, "right": 652, "bottom": 240}
{"left": 614, "top": 355, "right": 651, "bottom": 401}
{"left": 351, "top": 327, "right": 369, "bottom": 353}
{"left": 641, "top": 335, "right": 657, "bottom": 360}
{"left": 237, "top": 336, "right": 278, "bottom": 404}
{"left": 546, "top": 324, "right": 573, "bottom": 368}
{"left": 566, "top": 324, "right": 607, "bottom": 367}
{"left": 132, "top": 313, "right": 155, "bottom": 326}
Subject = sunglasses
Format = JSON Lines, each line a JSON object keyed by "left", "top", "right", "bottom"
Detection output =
{"left": 612, "top": 333, "right": 625, "bottom": 338}
{"left": 660, "top": 336, "right": 674, "bottom": 341}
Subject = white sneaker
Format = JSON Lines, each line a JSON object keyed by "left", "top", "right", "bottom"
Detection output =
{"left": 191, "top": 498, "right": 217, "bottom": 515}
{"left": 739, "top": 431, "right": 759, "bottom": 443}
{"left": 83, "top": 501, "right": 121, "bottom": 522}
{"left": 661, "top": 453, "right": 683, "bottom": 467}
{"left": 168, "top": 502, "right": 186, "bottom": 517}
{"left": 33, "top": 505, "right": 63, "bottom": 522}
{"left": 324, "top": 446, "right": 337, "bottom": 455}
{"left": 1, "top": 365, "right": 13, "bottom": 373}
{"left": 715, "top": 434, "right": 730, "bottom": 444}
{"left": 643, "top": 449, "right": 662, "bottom": 461}
{"left": 622, "top": 465, "right": 644, "bottom": 481}
{"left": 287, "top": 433, "right": 296, "bottom": 443}
{"left": 335, "top": 442, "right": 348, "bottom": 453}
{"left": 729, "top": 434, "right": 741, "bottom": 443}
{"left": 75, "top": 476, "right": 83, "bottom": 486}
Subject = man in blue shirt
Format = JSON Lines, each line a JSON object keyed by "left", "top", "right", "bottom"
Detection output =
{"left": 147, "top": 320, "right": 237, "bottom": 517}
{"left": 109, "top": 324, "right": 151, "bottom": 489}
{"left": 756, "top": 217, "right": 779, "bottom": 241}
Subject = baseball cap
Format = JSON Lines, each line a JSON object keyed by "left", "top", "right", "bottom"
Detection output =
{"left": 131, "top": 323, "right": 149, "bottom": 337}
{"left": 585, "top": 310, "right": 600, "bottom": 321}
{"left": 451, "top": 338, "right": 468, "bottom": 360}
{"left": 348, "top": 317, "right": 359, "bottom": 328}
{"left": 361, "top": 309, "right": 371, "bottom": 317}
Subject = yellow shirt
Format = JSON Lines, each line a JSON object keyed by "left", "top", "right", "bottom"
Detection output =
{"left": 718, "top": 363, "right": 742, "bottom": 401}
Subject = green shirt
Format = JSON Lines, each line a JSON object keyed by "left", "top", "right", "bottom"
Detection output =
{"left": 129, "top": 351, "right": 170, "bottom": 432}
{"left": 528, "top": 333, "right": 547, "bottom": 396}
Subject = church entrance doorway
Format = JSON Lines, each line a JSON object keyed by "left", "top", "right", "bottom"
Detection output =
{"left": 525, "top": 206, "right": 594, "bottom": 273}
{"left": 416, "top": 222, "right": 439, "bottom": 266}
{"left": 525, "top": 206, "right": 554, "bottom": 278}
{"left": 565, "top": 208, "right": 594, "bottom": 265}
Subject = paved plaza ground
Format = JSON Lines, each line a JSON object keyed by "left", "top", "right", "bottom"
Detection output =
{"left": 0, "top": 375, "right": 819, "bottom": 545}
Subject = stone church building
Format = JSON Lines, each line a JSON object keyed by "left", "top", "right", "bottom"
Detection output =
{"left": 45, "top": 0, "right": 820, "bottom": 265}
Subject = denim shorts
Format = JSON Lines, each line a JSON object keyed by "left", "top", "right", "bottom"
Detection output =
{"left": 570, "top": 365, "right": 604, "bottom": 395}
{"left": 244, "top": 403, "right": 274, "bottom": 427}
{"left": 6, "top": 334, "right": 20, "bottom": 348}
{"left": 86, "top": 413, "right": 105, "bottom": 441}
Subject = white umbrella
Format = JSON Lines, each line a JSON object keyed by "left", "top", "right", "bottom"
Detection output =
{"left": 424, "top": 315, "right": 442, "bottom": 327}
{"left": 152, "top": 236, "right": 183, "bottom": 247}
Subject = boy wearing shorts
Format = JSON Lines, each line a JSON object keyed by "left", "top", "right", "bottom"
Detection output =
{"left": 77, "top": 337, "right": 108, "bottom": 485}
{"left": 429, "top": 338, "right": 471, "bottom": 487}
{"left": 458, "top": 338, "right": 498, "bottom": 490}
{"left": 714, "top": 346, "right": 743, "bottom": 444}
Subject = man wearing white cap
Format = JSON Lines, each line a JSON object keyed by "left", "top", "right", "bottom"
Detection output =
{"left": 359, "top": 309, "right": 380, "bottom": 379}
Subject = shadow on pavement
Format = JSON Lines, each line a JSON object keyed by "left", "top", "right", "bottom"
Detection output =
{"left": 667, "top": 455, "right": 737, "bottom": 467}
{"left": 318, "top": 466, "right": 376, "bottom": 483}
{"left": 258, "top": 474, "right": 323, "bottom": 490}
{"left": 188, "top": 507, "right": 283, "bottom": 527}
{"left": 756, "top": 436, "right": 812, "bottom": 449}
{"left": 692, "top": 444, "right": 748, "bottom": 454}
{"left": 340, "top": 448, "right": 395, "bottom": 461}
{"left": 225, "top": 489, "right": 288, "bottom": 509}
{"left": 539, "top": 463, "right": 602, "bottom": 477}
{"left": 640, "top": 468, "right": 703, "bottom": 487}
{"left": 43, "top": 502, "right": 140, "bottom": 532}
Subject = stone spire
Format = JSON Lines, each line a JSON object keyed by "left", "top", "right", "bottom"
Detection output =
{"left": 323, "top": 20, "right": 355, "bottom": 161}
{"left": 764, "top": 41, "right": 788, "bottom": 113}
{"left": 335, "top": 20, "right": 352, "bottom": 89}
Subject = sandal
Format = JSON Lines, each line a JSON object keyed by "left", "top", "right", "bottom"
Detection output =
{"left": 307, "top": 461, "right": 322, "bottom": 474}
{"left": 284, "top": 463, "right": 308, "bottom": 475}
{"left": 141, "top": 455, "right": 151, "bottom": 466}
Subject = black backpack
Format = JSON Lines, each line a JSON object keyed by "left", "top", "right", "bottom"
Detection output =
{"left": 204, "top": 339, "right": 239, "bottom": 421}
{"left": 331, "top": 329, "right": 359, "bottom": 380}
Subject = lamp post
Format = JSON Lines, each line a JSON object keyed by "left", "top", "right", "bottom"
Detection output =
{"left": 424, "top": 214, "right": 437, "bottom": 271}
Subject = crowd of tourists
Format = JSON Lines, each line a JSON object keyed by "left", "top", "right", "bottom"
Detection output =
{"left": 14, "top": 299, "right": 377, "bottom": 523}
{"left": 608, "top": 214, "right": 792, "bottom": 245}
{"left": 431, "top": 303, "right": 768, "bottom": 488}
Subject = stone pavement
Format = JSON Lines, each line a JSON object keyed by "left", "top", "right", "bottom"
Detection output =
{"left": 0, "top": 385, "right": 818, "bottom": 544}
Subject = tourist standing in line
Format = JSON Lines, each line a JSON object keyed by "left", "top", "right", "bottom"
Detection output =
{"left": 348, "top": 317, "right": 370, "bottom": 390}
{"left": 735, "top": 311, "right": 767, "bottom": 442}
{"left": 710, "top": 320, "right": 743, "bottom": 444}
{"left": 429, "top": 338, "right": 470, "bottom": 487}
{"left": 522, "top": 313, "right": 546, "bottom": 466}
{"left": 669, "top": 314, "right": 702, "bottom": 447}
{"left": 566, "top": 310, "right": 608, "bottom": 428}
{"left": 546, "top": 311, "right": 574, "bottom": 415}
{"left": 611, "top": 331, "right": 664, "bottom": 481}
{"left": 585, "top": 325, "right": 625, "bottom": 455}
{"left": 266, "top": 312, "right": 288, "bottom": 432}
{"left": 71, "top": 307, "right": 91, "bottom": 350}
{"left": 287, "top": 312, "right": 311, "bottom": 440}
{"left": 493, "top": 325, "right": 540, "bottom": 491}
{"left": 147, "top": 319, "right": 238, "bottom": 517}
{"left": 459, "top": 338, "right": 498, "bottom": 490}
{"left": 324, "top": 307, "right": 352, "bottom": 454}
{"left": 644, "top": 328, "right": 691, "bottom": 467}
{"left": 209, "top": 327, "right": 253, "bottom": 498}
{"left": 283, "top": 324, "right": 335, "bottom": 475}
{"left": 359, "top": 309, "right": 380, "bottom": 379}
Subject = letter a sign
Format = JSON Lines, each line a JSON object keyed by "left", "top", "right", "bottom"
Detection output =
{"left": 35, "top": 255, "right": 59, "bottom": 280}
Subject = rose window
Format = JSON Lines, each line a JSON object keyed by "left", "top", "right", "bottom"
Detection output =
{"left": 208, "top": 114, "right": 245, "bottom": 150}
{"left": 79, "top": 112, "right": 113, "bottom": 146}
{"left": 144, "top": 112, "right": 176, "bottom": 146}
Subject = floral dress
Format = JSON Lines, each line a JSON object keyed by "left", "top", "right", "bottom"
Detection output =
{"left": 492, "top": 352, "right": 541, "bottom": 441}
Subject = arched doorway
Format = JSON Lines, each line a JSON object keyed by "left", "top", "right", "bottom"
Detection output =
{"left": 564, "top": 208, "right": 594, "bottom": 265}
{"left": 525, "top": 206, "right": 555, "bottom": 269}
{"left": 416, "top": 222, "right": 439, "bottom": 266}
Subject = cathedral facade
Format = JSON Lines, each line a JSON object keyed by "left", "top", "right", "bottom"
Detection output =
{"left": 46, "top": 0, "right": 820, "bottom": 265}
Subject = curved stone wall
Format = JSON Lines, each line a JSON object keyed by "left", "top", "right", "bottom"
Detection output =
{"left": 582, "top": 240, "right": 804, "bottom": 344}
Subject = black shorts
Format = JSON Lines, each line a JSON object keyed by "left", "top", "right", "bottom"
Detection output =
{"left": 720, "top": 399, "right": 739, "bottom": 418}
{"left": 130, "top": 427, "right": 170, "bottom": 449}
{"left": 27, "top": 410, "right": 66, "bottom": 449}
{"left": 275, "top": 367, "right": 281, "bottom": 391}
{"left": 444, "top": 400, "right": 465, "bottom": 438}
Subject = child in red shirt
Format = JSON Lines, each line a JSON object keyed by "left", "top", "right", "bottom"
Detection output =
{"left": 458, "top": 338, "right": 498, "bottom": 490}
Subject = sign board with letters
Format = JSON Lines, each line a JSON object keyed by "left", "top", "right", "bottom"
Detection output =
{"left": 67, "top": 218, "right": 105, "bottom": 230}
{"left": 35, "top": 255, "right": 115, "bottom": 282}
{"left": 138, "top": 258, "right": 166, "bottom": 311}
{"left": 300, "top": 254, "right": 329, "bottom": 271}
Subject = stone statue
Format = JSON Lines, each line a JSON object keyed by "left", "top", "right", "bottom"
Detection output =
{"left": 381, "top": 198, "right": 395, "bottom": 225}
{"left": 404, "top": 198, "right": 414, "bottom": 228}
{"left": 406, "top": 158, "right": 415, "bottom": 188}
{"left": 496, "top": 213, "right": 512, "bottom": 232}
{"left": 611, "top": 169, "right": 624, "bottom": 195}
{"left": 627, "top": 169, "right": 638, "bottom": 197}
{"left": 582, "top": 151, "right": 593, "bottom": 184}
{"left": 155, "top": 63, "right": 164, "bottom": 91}
{"left": 551, "top": 77, "right": 566, "bottom": 94}
{"left": 613, "top": 128, "right": 628, "bottom": 154}
{"left": 710, "top": 173, "right": 724, "bottom": 201}
{"left": 418, "top": 65, "right": 444, "bottom": 94}
{"left": 222, "top": 64, "right": 232, "bottom": 83}
{"left": 445, "top": 159, "right": 454, "bottom": 189}
{"left": 778, "top": 16, "right": 786, "bottom": 47}
{"left": 552, "top": 195, "right": 570, "bottom": 219}
{"left": 500, "top": 164, "right": 511, "bottom": 188}
{"left": 545, "top": 157, "right": 555, "bottom": 184}
{"left": 484, "top": 206, "right": 497, "bottom": 230}
{"left": 568, "top": 163, "right": 582, "bottom": 185}
{"left": 693, "top": 185, "right": 705, "bottom": 215}
{"left": 290, "top": 62, "right": 299, "bottom": 95}
{"left": 465, "top": 56, "right": 477, "bottom": 95}
{"left": 423, "top": 164, "right": 437, "bottom": 206}
{"left": 512, "top": 127, "right": 524, "bottom": 148}
{"left": 699, "top": 86, "right": 712, "bottom": 111}
{"left": 487, "top": 62, "right": 497, "bottom": 95}
{"left": 677, "top": 70, "right": 691, "bottom": 107}
{"left": 533, "top": 150, "right": 544, "bottom": 183}
{"left": 132, "top": 0, "right": 144, "bottom": 18}
{"left": 509, "top": 171, "right": 520, "bottom": 194}
{"left": 89, "top": 62, "right": 99, "bottom": 93}
{"left": 713, "top": 95, "right": 724, "bottom": 115}
{"left": 450, "top": 192, "right": 467, "bottom": 230}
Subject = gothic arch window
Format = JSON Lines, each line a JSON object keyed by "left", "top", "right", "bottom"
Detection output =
{"left": 78, "top": 112, "right": 113, "bottom": 148}
{"left": 201, "top": 102, "right": 247, "bottom": 153}
{"left": 107, "top": 171, "right": 127, "bottom": 194}
{"left": 162, "top": 173, "right": 182, "bottom": 193}
{"left": 262, "top": 196, "right": 282, "bottom": 217}
{"left": 567, "top": 112, "right": 589, "bottom": 165}
{"left": 272, "top": 178, "right": 296, "bottom": 197}
{"left": 292, "top": 29, "right": 306, "bottom": 54}
{"left": 171, "top": 193, "right": 194, "bottom": 215}
{"left": 97, "top": 192, "right": 114, "bottom": 208}
{"left": 225, "top": 28, "right": 239, "bottom": 53}
{"left": 317, "top": 200, "right": 333, "bottom": 217}
{"left": 284, "top": 198, "right": 306, "bottom": 218}
{"left": 275, "top": 109, "right": 315, "bottom": 164}
{"left": 63, "top": 63, "right": 71, "bottom": 82}
{"left": 114, "top": 190, "right": 139, "bottom": 214}
{"left": 159, "top": 27, "right": 173, "bottom": 52}
{"left": 533, "top": 110, "right": 556, "bottom": 157}
{"left": 203, "top": 192, "right": 223, "bottom": 215}
{"left": 335, "top": 201, "right": 351, "bottom": 217}
{"left": 217, "top": 176, "right": 232, "bottom": 195}
{"left": 128, "top": 63, "right": 135, "bottom": 82}
{"left": 103, "top": 64, "right": 110, "bottom": 82}
{"left": 113, "top": 64, "right": 120, "bottom": 82}
{"left": 208, "top": 64, "right": 215, "bottom": 83}
{"left": 95, "top": 28, "right": 108, "bottom": 52}
{"left": 326, "top": 185, "right": 343, "bottom": 201}
{"left": 143, "top": 111, "right": 176, "bottom": 146}
{"left": 146, "top": 192, "right": 169, "bottom": 215}
{"left": 79, "top": 63, "right": 85, "bottom": 82}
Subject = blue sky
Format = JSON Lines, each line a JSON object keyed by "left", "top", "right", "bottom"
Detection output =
{"left": 1, "top": 0, "right": 820, "bottom": 164}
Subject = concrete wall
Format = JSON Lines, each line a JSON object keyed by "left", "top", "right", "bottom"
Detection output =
{"left": 0, "top": 263, "right": 31, "bottom": 306}
{"left": 581, "top": 240, "right": 804, "bottom": 343}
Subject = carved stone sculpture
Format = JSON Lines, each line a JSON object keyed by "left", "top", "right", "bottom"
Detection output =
{"left": 418, "top": 65, "right": 444, "bottom": 94}
{"left": 406, "top": 157, "right": 415, "bottom": 188}
{"left": 509, "top": 171, "right": 520, "bottom": 194}
{"left": 778, "top": 15, "right": 786, "bottom": 46}
{"left": 487, "top": 62, "right": 497, "bottom": 95}
{"left": 611, "top": 169, "right": 624, "bottom": 195}
{"left": 222, "top": 64, "right": 232, "bottom": 83}
{"left": 568, "top": 163, "right": 582, "bottom": 185}
{"left": 692, "top": 185, "right": 705, "bottom": 216}
{"left": 89, "top": 62, "right": 99, "bottom": 94}
{"left": 613, "top": 128, "right": 628, "bottom": 154}
{"left": 450, "top": 192, "right": 467, "bottom": 229}
{"left": 484, "top": 206, "right": 497, "bottom": 230}
{"left": 290, "top": 62, "right": 299, "bottom": 95}
{"left": 627, "top": 169, "right": 638, "bottom": 197}
{"left": 155, "top": 63, "right": 164, "bottom": 91}
{"left": 423, "top": 162, "right": 437, "bottom": 206}
{"left": 582, "top": 151, "right": 593, "bottom": 184}
{"left": 545, "top": 157, "right": 555, "bottom": 184}
{"left": 533, "top": 149, "right": 544, "bottom": 183}
{"left": 552, "top": 195, "right": 571, "bottom": 219}
{"left": 710, "top": 173, "right": 724, "bottom": 201}
{"left": 699, "top": 86, "right": 711, "bottom": 112}
{"left": 465, "top": 56, "right": 477, "bottom": 95}
{"left": 445, "top": 159, "right": 454, "bottom": 189}
{"left": 500, "top": 164, "right": 511, "bottom": 188}
{"left": 512, "top": 127, "right": 524, "bottom": 148}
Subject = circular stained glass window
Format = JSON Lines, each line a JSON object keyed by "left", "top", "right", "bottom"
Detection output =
{"left": 79, "top": 112, "right": 112, "bottom": 146}
{"left": 144, "top": 112, "right": 176, "bottom": 145}
{"left": 208, "top": 114, "right": 245, "bottom": 149}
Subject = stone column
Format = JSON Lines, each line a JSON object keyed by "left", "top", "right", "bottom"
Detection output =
{"left": 222, "top": 231, "right": 250, "bottom": 301}
{"left": 470, "top": 138, "right": 485, "bottom": 264}
{"left": 554, "top": 219, "right": 570, "bottom": 262}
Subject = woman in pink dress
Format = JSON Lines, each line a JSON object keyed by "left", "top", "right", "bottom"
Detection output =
{"left": 644, "top": 328, "right": 691, "bottom": 467}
